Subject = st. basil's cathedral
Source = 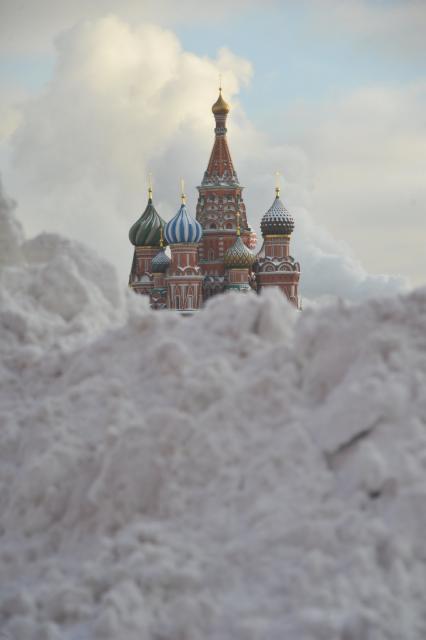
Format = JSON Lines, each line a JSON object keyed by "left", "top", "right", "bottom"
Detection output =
{"left": 128, "top": 88, "right": 301, "bottom": 310}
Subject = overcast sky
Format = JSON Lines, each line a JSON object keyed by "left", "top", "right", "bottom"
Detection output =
{"left": 0, "top": 0, "right": 425, "bottom": 300}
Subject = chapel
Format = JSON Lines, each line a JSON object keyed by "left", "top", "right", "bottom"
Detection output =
{"left": 128, "top": 89, "right": 301, "bottom": 310}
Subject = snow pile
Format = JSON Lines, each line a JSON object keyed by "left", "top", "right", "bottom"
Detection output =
{"left": 0, "top": 180, "right": 124, "bottom": 364}
{"left": 1, "top": 201, "right": 426, "bottom": 640}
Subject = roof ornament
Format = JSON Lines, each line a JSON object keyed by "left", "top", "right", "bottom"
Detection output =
{"left": 180, "top": 178, "right": 186, "bottom": 204}
{"left": 275, "top": 171, "right": 281, "bottom": 198}
{"left": 159, "top": 223, "right": 164, "bottom": 248}
{"left": 236, "top": 211, "right": 241, "bottom": 236}
{"left": 148, "top": 172, "right": 153, "bottom": 201}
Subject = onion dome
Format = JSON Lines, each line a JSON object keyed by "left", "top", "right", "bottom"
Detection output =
{"left": 151, "top": 248, "right": 171, "bottom": 273}
{"left": 164, "top": 192, "right": 203, "bottom": 245}
{"left": 129, "top": 188, "right": 166, "bottom": 247}
{"left": 224, "top": 235, "right": 256, "bottom": 269}
{"left": 212, "top": 88, "right": 230, "bottom": 115}
{"left": 260, "top": 188, "right": 295, "bottom": 237}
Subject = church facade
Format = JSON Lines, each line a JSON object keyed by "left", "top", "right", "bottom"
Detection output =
{"left": 128, "top": 90, "right": 301, "bottom": 310}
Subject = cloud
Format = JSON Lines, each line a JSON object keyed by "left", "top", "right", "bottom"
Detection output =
{"left": 278, "top": 82, "right": 426, "bottom": 287}
{"left": 0, "top": 0, "right": 267, "bottom": 54}
{"left": 311, "top": 0, "right": 426, "bottom": 58}
{"left": 3, "top": 16, "right": 409, "bottom": 301}
{"left": 2, "top": 0, "right": 425, "bottom": 57}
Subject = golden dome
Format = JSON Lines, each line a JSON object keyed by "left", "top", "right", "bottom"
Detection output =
{"left": 212, "top": 89, "right": 230, "bottom": 115}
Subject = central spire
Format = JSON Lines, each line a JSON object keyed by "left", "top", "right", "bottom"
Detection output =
{"left": 203, "top": 87, "right": 238, "bottom": 186}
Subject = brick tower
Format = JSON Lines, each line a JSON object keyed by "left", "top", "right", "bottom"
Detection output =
{"left": 255, "top": 183, "right": 301, "bottom": 308}
{"left": 196, "top": 87, "right": 256, "bottom": 299}
{"left": 128, "top": 185, "right": 166, "bottom": 296}
{"left": 223, "top": 212, "right": 256, "bottom": 292}
{"left": 150, "top": 227, "right": 170, "bottom": 309}
{"left": 164, "top": 187, "right": 204, "bottom": 312}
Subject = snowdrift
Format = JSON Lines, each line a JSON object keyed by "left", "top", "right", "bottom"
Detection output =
{"left": 1, "top": 198, "right": 426, "bottom": 640}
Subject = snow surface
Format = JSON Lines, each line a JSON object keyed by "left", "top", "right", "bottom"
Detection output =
{"left": 1, "top": 197, "right": 426, "bottom": 639}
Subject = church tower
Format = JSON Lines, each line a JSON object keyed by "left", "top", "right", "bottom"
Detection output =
{"left": 223, "top": 212, "right": 256, "bottom": 292}
{"left": 128, "top": 89, "right": 302, "bottom": 310}
{"left": 196, "top": 87, "right": 256, "bottom": 299}
{"left": 255, "top": 181, "right": 301, "bottom": 308}
{"left": 164, "top": 185, "right": 204, "bottom": 312}
{"left": 128, "top": 184, "right": 166, "bottom": 296}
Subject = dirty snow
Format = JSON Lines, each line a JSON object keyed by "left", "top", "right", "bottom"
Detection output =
{"left": 1, "top": 194, "right": 426, "bottom": 640}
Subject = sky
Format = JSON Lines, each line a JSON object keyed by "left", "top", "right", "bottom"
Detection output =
{"left": 0, "top": 0, "right": 425, "bottom": 300}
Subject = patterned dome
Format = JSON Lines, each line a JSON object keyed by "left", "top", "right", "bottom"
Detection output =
{"left": 164, "top": 202, "right": 203, "bottom": 245}
{"left": 260, "top": 192, "right": 295, "bottom": 237}
{"left": 129, "top": 194, "right": 166, "bottom": 247}
{"left": 151, "top": 248, "right": 171, "bottom": 273}
{"left": 224, "top": 235, "right": 256, "bottom": 269}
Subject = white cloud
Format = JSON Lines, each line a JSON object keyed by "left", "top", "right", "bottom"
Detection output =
{"left": 0, "top": 0, "right": 267, "bottom": 54}
{"left": 278, "top": 82, "right": 426, "bottom": 287}
{"left": 3, "top": 16, "right": 409, "bottom": 301}
{"left": 311, "top": 0, "right": 426, "bottom": 58}
{"left": 1, "top": 0, "right": 425, "bottom": 66}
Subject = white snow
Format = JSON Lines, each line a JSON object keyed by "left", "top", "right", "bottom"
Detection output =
{"left": 1, "top": 197, "right": 426, "bottom": 640}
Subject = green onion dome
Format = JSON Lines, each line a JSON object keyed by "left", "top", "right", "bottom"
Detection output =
{"left": 224, "top": 235, "right": 256, "bottom": 269}
{"left": 129, "top": 191, "right": 166, "bottom": 247}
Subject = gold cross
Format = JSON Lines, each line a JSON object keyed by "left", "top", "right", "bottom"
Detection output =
{"left": 275, "top": 171, "right": 281, "bottom": 197}
{"left": 148, "top": 172, "right": 153, "bottom": 199}
{"left": 180, "top": 178, "right": 186, "bottom": 204}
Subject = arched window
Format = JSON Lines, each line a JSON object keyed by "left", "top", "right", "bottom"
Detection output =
{"left": 208, "top": 249, "right": 215, "bottom": 261}
{"left": 209, "top": 223, "right": 217, "bottom": 229}
{"left": 225, "top": 222, "right": 233, "bottom": 229}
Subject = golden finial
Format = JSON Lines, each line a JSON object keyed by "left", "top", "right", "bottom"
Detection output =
{"left": 159, "top": 224, "right": 164, "bottom": 248}
{"left": 236, "top": 211, "right": 241, "bottom": 236}
{"left": 275, "top": 171, "right": 281, "bottom": 197}
{"left": 180, "top": 178, "right": 186, "bottom": 204}
{"left": 212, "top": 75, "right": 230, "bottom": 115}
{"left": 148, "top": 172, "right": 153, "bottom": 200}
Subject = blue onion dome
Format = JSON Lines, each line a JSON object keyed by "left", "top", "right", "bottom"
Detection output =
{"left": 224, "top": 235, "right": 256, "bottom": 269}
{"left": 260, "top": 188, "right": 295, "bottom": 237}
{"left": 151, "top": 247, "right": 171, "bottom": 273}
{"left": 129, "top": 189, "right": 166, "bottom": 247}
{"left": 164, "top": 196, "right": 203, "bottom": 244}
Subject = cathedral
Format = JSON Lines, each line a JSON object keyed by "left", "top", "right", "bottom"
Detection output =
{"left": 128, "top": 88, "right": 301, "bottom": 310}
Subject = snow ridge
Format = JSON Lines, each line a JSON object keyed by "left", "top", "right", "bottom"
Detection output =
{"left": 1, "top": 202, "right": 426, "bottom": 639}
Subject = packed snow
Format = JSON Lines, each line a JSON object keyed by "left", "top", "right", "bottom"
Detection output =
{"left": 1, "top": 191, "right": 426, "bottom": 640}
